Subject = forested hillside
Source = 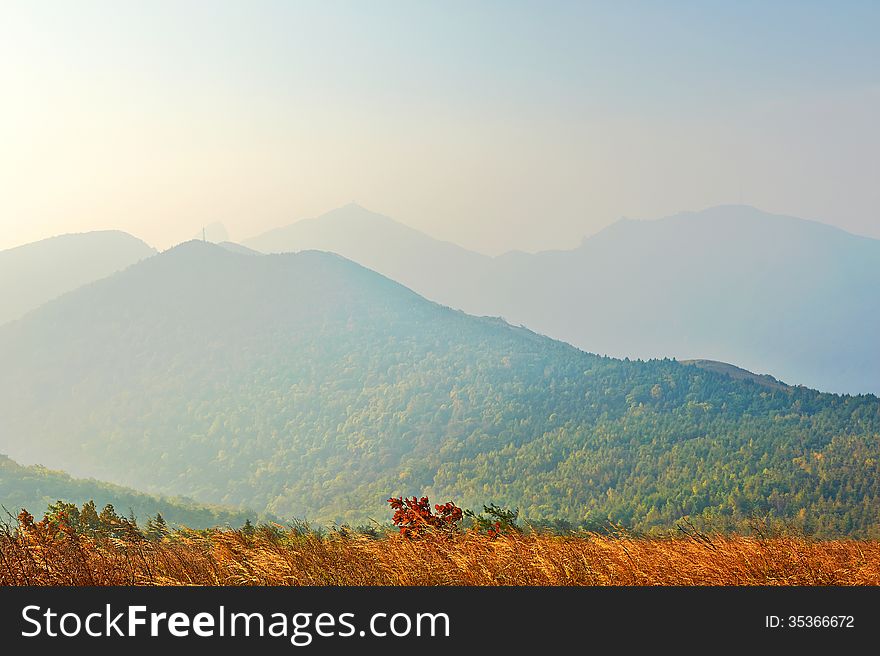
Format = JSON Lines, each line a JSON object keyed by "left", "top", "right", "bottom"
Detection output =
{"left": 0, "top": 454, "right": 260, "bottom": 529}
{"left": 0, "top": 241, "right": 878, "bottom": 535}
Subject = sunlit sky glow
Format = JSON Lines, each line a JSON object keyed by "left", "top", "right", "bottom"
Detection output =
{"left": 1, "top": 1, "right": 878, "bottom": 254}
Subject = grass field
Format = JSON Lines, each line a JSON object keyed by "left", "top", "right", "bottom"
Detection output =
{"left": 4, "top": 518, "right": 880, "bottom": 586}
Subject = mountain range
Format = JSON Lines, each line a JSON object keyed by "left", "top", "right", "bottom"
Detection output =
{"left": 1, "top": 241, "right": 878, "bottom": 534}
{"left": 244, "top": 204, "right": 880, "bottom": 395}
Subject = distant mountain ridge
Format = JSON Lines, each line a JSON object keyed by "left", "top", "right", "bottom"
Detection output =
{"left": 245, "top": 204, "right": 880, "bottom": 395}
{"left": 0, "top": 231, "right": 156, "bottom": 326}
{"left": 680, "top": 360, "right": 790, "bottom": 392}
{"left": 244, "top": 203, "right": 493, "bottom": 309}
{"left": 1, "top": 241, "right": 879, "bottom": 535}
{"left": 0, "top": 454, "right": 260, "bottom": 529}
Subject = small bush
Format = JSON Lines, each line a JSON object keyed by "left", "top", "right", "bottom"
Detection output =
{"left": 387, "top": 496, "right": 463, "bottom": 538}
{"left": 465, "top": 503, "right": 520, "bottom": 538}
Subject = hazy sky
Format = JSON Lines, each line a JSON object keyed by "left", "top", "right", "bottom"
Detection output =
{"left": 1, "top": 1, "right": 878, "bottom": 254}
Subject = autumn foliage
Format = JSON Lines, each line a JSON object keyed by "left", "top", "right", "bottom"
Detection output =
{"left": 387, "top": 496, "right": 463, "bottom": 538}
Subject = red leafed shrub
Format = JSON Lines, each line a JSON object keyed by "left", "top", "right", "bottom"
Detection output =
{"left": 387, "top": 496, "right": 463, "bottom": 538}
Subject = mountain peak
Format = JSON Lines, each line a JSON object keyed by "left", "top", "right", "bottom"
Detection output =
{"left": 192, "top": 222, "right": 229, "bottom": 244}
{"left": 165, "top": 239, "right": 228, "bottom": 255}
{"left": 317, "top": 203, "right": 398, "bottom": 225}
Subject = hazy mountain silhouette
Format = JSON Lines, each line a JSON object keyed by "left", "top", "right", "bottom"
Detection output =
{"left": 244, "top": 203, "right": 492, "bottom": 309}
{"left": 488, "top": 205, "right": 880, "bottom": 395}
{"left": 1, "top": 241, "right": 878, "bottom": 532}
{"left": 246, "top": 204, "right": 880, "bottom": 394}
{"left": 0, "top": 231, "right": 156, "bottom": 326}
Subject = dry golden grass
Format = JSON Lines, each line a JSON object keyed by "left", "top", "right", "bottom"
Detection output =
{"left": 3, "top": 523, "right": 880, "bottom": 586}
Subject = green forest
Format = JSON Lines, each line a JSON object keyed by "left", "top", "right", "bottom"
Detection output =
{"left": 1, "top": 243, "right": 879, "bottom": 536}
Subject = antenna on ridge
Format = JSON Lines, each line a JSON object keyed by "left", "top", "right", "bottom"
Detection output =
{"left": 202, "top": 227, "right": 206, "bottom": 242}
